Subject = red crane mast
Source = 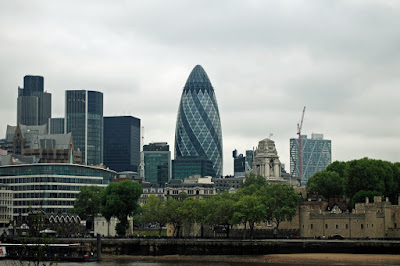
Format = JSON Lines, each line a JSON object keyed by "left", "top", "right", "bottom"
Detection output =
{"left": 297, "top": 106, "right": 306, "bottom": 182}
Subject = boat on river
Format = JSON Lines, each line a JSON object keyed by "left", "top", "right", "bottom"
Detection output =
{"left": 0, "top": 243, "right": 97, "bottom": 262}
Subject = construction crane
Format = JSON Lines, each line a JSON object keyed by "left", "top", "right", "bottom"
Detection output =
{"left": 297, "top": 106, "right": 306, "bottom": 182}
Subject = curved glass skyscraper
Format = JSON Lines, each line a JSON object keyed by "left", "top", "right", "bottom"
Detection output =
{"left": 174, "top": 65, "right": 223, "bottom": 177}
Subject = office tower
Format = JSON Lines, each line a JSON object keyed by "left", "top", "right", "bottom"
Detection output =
{"left": 233, "top": 149, "right": 254, "bottom": 177}
{"left": 65, "top": 90, "right": 103, "bottom": 165}
{"left": 17, "top": 75, "right": 51, "bottom": 126}
{"left": 174, "top": 65, "right": 223, "bottom": 177}
{"left": 172, "top": 156, "right": 215, "bottom": 180}
{"left": 143, "top": 142, "right": 171, "bottom": 186}
{"left": 290, "top": 133, "right": 332, "bottom": 186}
{"left": 48, "top": 118, "right": 65, "bottom": 134}
{"left": 103, "top": 116, "right": 141, "bottom": 173}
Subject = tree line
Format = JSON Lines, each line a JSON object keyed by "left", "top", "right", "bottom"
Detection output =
{"left": 306, "top": 158, "right": 400, "bottom": 206}
{"left": 141, "top": 174, "right": 300, "bottom": 238}
{"left": 73, "top": 174, "right": 301, "bottom": 238}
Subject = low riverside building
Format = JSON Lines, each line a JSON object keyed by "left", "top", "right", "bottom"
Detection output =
{"left": 165, "top": 175, "right": 216, "bottom": 198}
{"left": 0, "top": 163, "right": 116, "bottom": 218}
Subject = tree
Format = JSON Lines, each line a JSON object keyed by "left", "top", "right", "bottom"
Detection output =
{"left": 141, "top": 195, "right": 167, "bottom": 236}
{"left": 345, "top": 158, "right": 393, "bottom": 200}
{"left": 100, "top": 180, "right": 142, "bottom": 236}
{"left": 259, "top": 183, "right": 300, "bottom": 230}
{"left": 306, "top": 170, "right": 345, "bottom": 198}
{"left": 164, "top": 197, "right": 185, "bottom": 238}
{"left": 241, "top": 173, "right": 267, "bottom": 188}
{"left": 352, "top": 190, "right": 383, "bottom": 207}
{"left": 326, "top": 161, "right": 347, "bottom": 178}
{"left": 73, "top": 186, "right": 102, "bottom": 230}
{"left": 205, "top": 192, "right": 236, "bottom": 238}
{"left": 232, "top": 194, "right": 266, "bottom": 239}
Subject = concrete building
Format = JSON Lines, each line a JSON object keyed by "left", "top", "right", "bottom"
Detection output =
{"left": 103, "top": 116, "right": 141, "bottom": 173}
{"left": 165, "top": 175, "right": 216, "bottom": 199}
{"left": 143, "top": 142, "right": 171, "bottom": 186}
{"left": 212, "top": 176, "right": 244, "bottom": 193}
{"left": 65, "top": 90, "right": 103, "bottom": 165}
{"left": 139, "top": 183, "right": 165, "bottom": 205}
{"left": 0, "top": 163, "right": 116, "bottom": 217}
{"left": 290, "top": 133, "right": 331, "bottom": 186}
{"left": 17, "top": 75, "right": 51, "bottom": 127}
{"left": 0, "top": 184, "right": 13, "bottom": 233}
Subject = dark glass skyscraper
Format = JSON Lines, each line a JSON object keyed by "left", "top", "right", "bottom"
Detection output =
{"left": 17, "top": 75, "right": 51, "bottom": 126}
{"left": 174, "top": 65, "right": 223, "bottom": 177}
{"left": 104, "top": 116, "right": 141, "bottom": 173}
{"left": 48, "top": 118, "right": 65, "bottom": 134}
{"left": 143, "top": 142, "right": 170, "bottom": 186}
{"left": 65, "top": 90, "right": 103, "bottom": 165}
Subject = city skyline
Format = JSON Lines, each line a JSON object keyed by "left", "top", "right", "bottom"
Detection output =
{"left": 0, "top": 1, "right": 399, "bottom": 175}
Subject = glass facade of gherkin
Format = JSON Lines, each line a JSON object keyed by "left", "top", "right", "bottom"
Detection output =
{"left": 174, "top": 65, "right": 223, "bottom": 178}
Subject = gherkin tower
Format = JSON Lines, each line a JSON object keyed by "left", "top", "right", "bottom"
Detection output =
{"left": 174, "top": 65, "right": 223, "bottom": 177}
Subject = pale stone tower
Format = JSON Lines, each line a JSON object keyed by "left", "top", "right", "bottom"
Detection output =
{"left": 252, "top": 138, "right": 285, "bottom": 182}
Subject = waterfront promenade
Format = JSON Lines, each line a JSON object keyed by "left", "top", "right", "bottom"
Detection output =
{"left": 40, "top": 238, "right": 400, "bottom": 256}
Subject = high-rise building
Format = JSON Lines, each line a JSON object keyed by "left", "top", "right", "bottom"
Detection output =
{"left": 103, "top": 116, "right": 141, "bottom": 173}
{"left": 172, "top": 156, "right": 215, "bottom": 180}
{"left": 290, "top": 133, "right": 332, "bottom": 186}
{"left": 143, "top": 142, "right": 171, "bottom": 186}
{"left": 65, "top": 90, "right": 103, "bottom": 165}
{"left": 48, "top": 118, "right": 65, "bottom": 134}
{"left": 17, "top": 75, "right": 51, "bottom": 126}
{"left": 174, "top": 65, "right": 223, "bottom": 177}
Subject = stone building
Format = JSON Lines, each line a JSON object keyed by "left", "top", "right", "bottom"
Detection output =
{"left": 165, "top": 175, "right": 216, "bottom": 199}
{"left": 299, "top": 196, "right": 400, "bottom": 239}
{"left": 252, "top": 138, "right": 285, "bottom": 182}
{"left": 3, "top": 124, "right": 81, "bottom": 164}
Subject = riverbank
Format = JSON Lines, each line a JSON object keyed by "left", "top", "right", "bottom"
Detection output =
{"left": 102, "top": 253, "right": 400, "bottom": 265}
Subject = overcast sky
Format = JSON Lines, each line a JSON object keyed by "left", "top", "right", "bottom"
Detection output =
{"left": 1, "top": 0, "right": 399, "bottom": 175}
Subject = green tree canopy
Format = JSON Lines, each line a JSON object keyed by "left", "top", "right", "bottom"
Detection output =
{"left": 232, "top": 194, "right": 266, "bottom": 238}
{"left": 205, "top": 192, "right": 236, "bottom": 238}
{"left": 141, "top": 195, "right": 167, "bottom": 236}
{"left": 241, "top": 173, "right": 267, "bottom": 189}
{"left": 351, "top": 190, "right": 383, "bottom": 207}
{"left": 345, "top": 158, "right": 397, "bottom": 200}
{"left": 306, "top": 170, "right": 345, "bottom": 198}
{"left": 73, "top": 186, "right": 103, "bottom": 220}
{"left": 100, "top": 180, "right": 142, "bottom": 236}
{"left": 326, "top": 161, "right": 347, "bottom": 178}
{"left": 259, "top": 183, "right": 300, "bottom": 229}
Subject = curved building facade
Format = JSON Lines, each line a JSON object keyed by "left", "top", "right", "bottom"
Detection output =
{"left": 0, "top": 164, "right": 116, "bottom": 216}
{"left": 174, "top": 65, "right": 223, "bottom": 177}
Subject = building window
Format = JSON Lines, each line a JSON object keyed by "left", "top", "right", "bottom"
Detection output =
{"left": 325, "top": 224, "right": 328, "bottom": 229}
{"left": 336, "top": 225, "right": 338, "bottom": 229}
{"left": 346, "top": 224, "right": 348, "bottom": 229}
{"left": 361, "top": 224, "right": 364, "bottom": 229}
{"left": 267, "top": 220, "right": 272, "bottom": 227}
{"left": 311, "top": 224, "right": 313, "bottom": 229}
